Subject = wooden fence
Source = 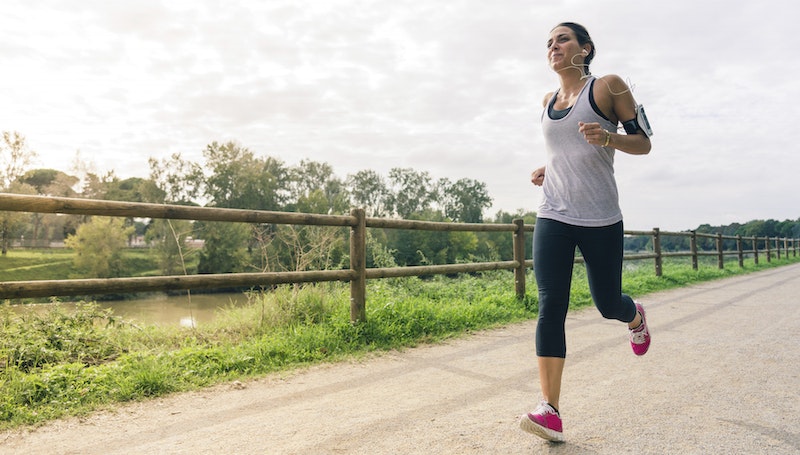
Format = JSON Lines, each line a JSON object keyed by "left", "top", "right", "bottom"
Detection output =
{"left": 0, "top": 193, "right": 797, "bottom": 322}
{"left": 624, "top": 228, "right": 798, "bottom": 276}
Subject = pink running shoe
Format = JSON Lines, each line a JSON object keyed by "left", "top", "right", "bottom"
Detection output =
{"left": 519, "top": 401, "right": 564, "bottom": 442}
{"left": 629, "top": 302, "right": 651, "bottom": 356}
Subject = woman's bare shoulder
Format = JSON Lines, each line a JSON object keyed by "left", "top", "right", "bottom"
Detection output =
{"left": 595, "top": 74, "right": 631, "bottom": 96}
{"left": 542, "top": 91, "right": 554, "bottom": 108}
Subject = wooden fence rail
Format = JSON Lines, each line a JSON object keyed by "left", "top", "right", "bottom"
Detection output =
{"left": 0, "top": 193, "right": 797, "bottom": 322}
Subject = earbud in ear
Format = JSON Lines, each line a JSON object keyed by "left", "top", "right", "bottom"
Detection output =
{"left": 582, "top": 49, "right": 589, "bottom": 55}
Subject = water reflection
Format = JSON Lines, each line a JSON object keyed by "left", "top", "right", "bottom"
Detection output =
{"left": 12, "top": 292, "right": 250, "bottom": 327}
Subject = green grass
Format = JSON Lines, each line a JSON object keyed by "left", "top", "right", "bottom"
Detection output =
{"left": 0, "top": 253, "right": 798, "bottom": 429}
{"left": 0, "top": 248, "right": 164, "bottom": 303}
{"left": 0, "top": 249, "right": 75, "bottom": 282}
{"left": 0, "top": 248, "right": 162, "bottom": 282}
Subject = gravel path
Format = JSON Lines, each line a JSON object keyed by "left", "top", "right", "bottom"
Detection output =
{"left": 3, "top": 263, "right": 799, "bottom": 454}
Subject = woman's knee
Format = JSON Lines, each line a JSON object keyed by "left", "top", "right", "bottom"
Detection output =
{"left": 595, "top": 299, "right": 628, "bottom": 321}
{"left": 595, "top": 294, "right": 635, "bottom": 322}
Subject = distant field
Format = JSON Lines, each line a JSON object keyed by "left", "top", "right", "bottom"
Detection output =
{"left": 0, "top": 249, "right": 75, "bottom": 281}
{"left": 0, "top": 248, "right": 158, "bottom": 282}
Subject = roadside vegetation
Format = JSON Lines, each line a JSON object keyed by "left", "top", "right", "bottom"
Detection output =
{"left": 2, "top": 132, "right": 800, "bottom": 429}
{"left": 2, "top": 254, "right": 799, "bottom": 430}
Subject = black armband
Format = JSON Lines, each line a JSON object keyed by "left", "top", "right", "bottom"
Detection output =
{"left": 622, "top": 118, "right": 639, "bottom": 134}
{"left": 621, "top": 104, "right": 653, "bottom": 137}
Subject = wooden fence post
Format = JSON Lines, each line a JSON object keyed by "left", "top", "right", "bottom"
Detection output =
{"left": 716, "top": 233, "right": 724, "bottom": 269}
{"left": 737, "top": 235, "right": 744, "bottom": 268}
{"left": 512, "top": 219, "right": 526, "bottom": 300}
{"left": 653, "top": 228, "right": 662, "bottom": 277}
{"left": 349, "top": 208, "right": 366, "bottom": 323}
{"left": 776, "top": 237, "right": 781, "bottom": 260}
{"left": 766, "top": 237, "right": 772, "bottom": 263}
{"left": 690, "top": 230, "right": 698, "bottom": 270}
{"left": 752, "top": 236, "right": 759, "bottom": 265}
{"left": 784, "top": 237, "right": 789, "bottom": 259}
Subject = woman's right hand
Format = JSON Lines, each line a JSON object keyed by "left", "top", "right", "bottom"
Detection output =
{"left": 531, "top": 166, "right": 545, "bottom": 186}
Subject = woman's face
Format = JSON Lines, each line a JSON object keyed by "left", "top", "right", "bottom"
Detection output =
{"left": 546, "top": 26, "right": 585, "bottom": 72}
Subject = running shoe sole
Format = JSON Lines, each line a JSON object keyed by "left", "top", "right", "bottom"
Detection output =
{"left": 519, "top": 414, "right": 565, "bottom": 442}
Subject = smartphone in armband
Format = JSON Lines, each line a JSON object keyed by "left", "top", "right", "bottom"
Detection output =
{"left": 636, "top": 104, "right": 653, "bottom": 137}
{"left": 622, "top": 104, "right": 653, "bottom": 137}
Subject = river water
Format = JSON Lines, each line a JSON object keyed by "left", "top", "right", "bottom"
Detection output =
{"left": 11, "top": 292, "right": 251, "bottom": 327}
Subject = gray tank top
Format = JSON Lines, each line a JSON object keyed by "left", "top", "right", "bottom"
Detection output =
{"left": 538, "top": 77, "right": 622, "bottom": 227}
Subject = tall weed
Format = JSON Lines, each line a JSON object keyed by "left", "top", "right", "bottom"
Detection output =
{"left": 0, "top": 302, "right": 122, "bottom": 372}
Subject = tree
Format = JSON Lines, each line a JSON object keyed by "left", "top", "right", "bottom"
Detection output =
{"left": 1, "top": 131, "right": 37, "bottom": 189}
{"left": 438, "top": 177, "right": 493, "bottom": 223}
{"left": 386, "top": 168, "right": 435, "bottom": 219}
{"left": 77, "top": 170, "right": 118, "bottom": 201}
{"left": 19, "top": 168, "right": 78, "bottom": 196}
{"left": 273, "top": 224, "right": 346, "bottom": 272}
{"left": 18, "top": 169, "right": 80, "bottom": 246}
{"left": 0, "top": 132, "right": 38, "bottom": 252}
{"left": 68, "top": 151, "right": 119, "bottom": 200}
{"left": 447, "top": 230, "right": 479, "bottom": 263}
{"left": 346, "top": 169, "right": 391, "bottom": 217}
{"left": 481, "top": 210, "right": 537, "bottom": 261}
{"left": 102, "top": 176, "right": 166, "bottom": 245}
{"left": 287, "top": 160, "right": 349, "bottom": 215}
{"left": 0, "top": 181, "right": 36, "bottom": 254}
{"left": 104, "top": 177, "right": 156, "bottom": 203}
{"left": 198, "top": 142, "right": 294, "bottom": 274}
{"left": 145, "top": 219, "right": 197, "bottom": 275}
{"left": 196, "top": 221, "right": 250, "bottom": 274}
{"left": 383, "top": 209, "right": 478, "bottom": 266}
{"left": 148, "top": 153, "right": 202, "bottom": 204}
{"left": 202, "top": 141, "right": 288, "bottom": 210}
{"left": 64, "top": 217, "right": 134, "bottom": 278}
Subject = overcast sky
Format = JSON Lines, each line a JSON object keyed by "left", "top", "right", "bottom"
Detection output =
{"left": 2, "top": 0, "right": 798, "bottom": 231}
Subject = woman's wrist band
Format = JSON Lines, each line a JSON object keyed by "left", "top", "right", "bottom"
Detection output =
{"left": 603, "top": 130, "right": 611, "bottom": 147}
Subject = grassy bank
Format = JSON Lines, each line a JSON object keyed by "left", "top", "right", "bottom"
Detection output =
{"left": 0, "top": 249, "right": 75, "bottom": 282}
{"left": 1, "top": 255, "right": 799, "bottom": 429}
{"left": 0, "top": 248, "right": 160, "bottom": 284}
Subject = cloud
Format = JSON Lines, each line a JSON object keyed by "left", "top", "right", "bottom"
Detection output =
{"left": 2, "top": 0, "right": 799, "bottom": 232}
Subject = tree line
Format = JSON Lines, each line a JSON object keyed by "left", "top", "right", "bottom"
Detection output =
{"left": 2, "top": 131, "right": 798, "bottom": 278}
{"left": 1, "top": 132, "right": 534, "bottom": 278}
{"left": 623, "top": 220, "right": 800, "bottom": 252}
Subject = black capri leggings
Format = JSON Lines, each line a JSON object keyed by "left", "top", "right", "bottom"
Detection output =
{"left": 533, "top": 218, "right": 637, "bottom": 358}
